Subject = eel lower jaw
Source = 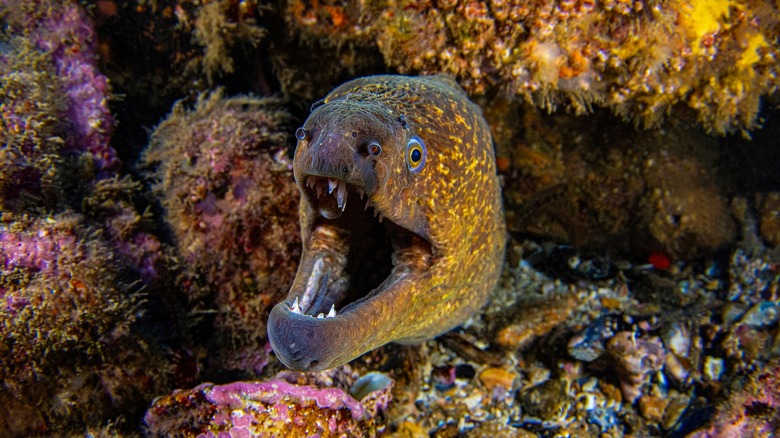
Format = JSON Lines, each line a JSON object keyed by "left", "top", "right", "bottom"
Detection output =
{"left": 268, "top": 265, "right": 413, "bottom": 371}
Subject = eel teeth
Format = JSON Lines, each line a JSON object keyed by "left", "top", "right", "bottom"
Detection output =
{"left": 358, "top": 188, "right": 364, "bottom": 199}
{"left": 327, "top": 304, "right": 336, "bottom": 318}
{"left": 336, "top": 180, "right": 348, "bottom": 211}
{"left": 328, "top": 178, "right": 338, "bottom": 194}
{"left": 317, "top": 313, "right": 325, "bottom": 319}
{"left": 301, "top": 258, "right": 325, "bottom": 313}
{"left": 291, "top": 296, "right": 301, "bottom": 314}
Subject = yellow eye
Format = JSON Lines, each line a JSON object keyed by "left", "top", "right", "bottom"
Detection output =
{"left": 406, "top": 137, "right": 427, "bottom": 173}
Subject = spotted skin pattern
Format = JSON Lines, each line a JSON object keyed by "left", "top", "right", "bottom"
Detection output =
{"left": 268, "top": 75, "right": 506, "bottom": 371}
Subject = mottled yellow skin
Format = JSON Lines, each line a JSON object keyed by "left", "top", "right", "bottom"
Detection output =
{"left": 268, "top": 75, "right": 505, "bottom": 371}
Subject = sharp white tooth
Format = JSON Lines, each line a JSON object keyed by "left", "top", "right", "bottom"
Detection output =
{"left": 306, "top": 176, "right": 315, "bottom": 188}
{"left": 374, "top": 208, "right": 379, "bottom": 217}
{"left": 291, "top": 297, "right": 301, "bottom": 314}
{"left": 365, "top": 200, "right": 371, "bottom": 211}
{"left": 315, "top": 180, "right": 324, "bottom": 198}
{"left": 336, "top": 181, "right": 348, "bottom": 211}
{"left": 317, "top": 313, "right": 325, "bottom": 319}
{"left": 327, "top": 304, "right": 336, "bottom": 318}
{"left": 301, "top": 258, "right": 324, "bottom": 313}
{"left": 358, "top": 189, "right": 364, "bottom": 199}
{"left": 378, "top": 213, "right": 384, "bottom": 223}
{"left": 328, "top": 178, "right": 338, "bottom": 194}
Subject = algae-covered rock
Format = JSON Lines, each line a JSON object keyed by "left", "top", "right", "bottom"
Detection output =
{"left": 145, "top": 375, "right": 393, "bottom": 437}
{"left": 0, "top": 213, "right": 172, "bottom": 435}
{"left": 284, "top": 0, "right": 779, "bottom": 134}
{"left": 143, "top": 91, "right": 301, "bottom": 378}
{"left": 505, "top": 112, "right": 735, "bottom": 260}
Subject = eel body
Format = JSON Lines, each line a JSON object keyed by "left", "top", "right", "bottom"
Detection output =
{"left": 267, "top": 74, "right": 506, "bottom": 371}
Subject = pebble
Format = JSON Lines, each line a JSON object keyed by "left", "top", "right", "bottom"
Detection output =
{"left": 638, "top": 395, "right": 669, "bottom": 423}
{"left": 478, "top": 367, "right": 517, "bottom": 393}
{"left": 703, "top": 356, "right": 724, "bottom": 381}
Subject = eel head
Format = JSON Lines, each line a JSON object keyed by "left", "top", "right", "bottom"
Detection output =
{"left": 268, "top": 98, "right": 436, "bottom": 371}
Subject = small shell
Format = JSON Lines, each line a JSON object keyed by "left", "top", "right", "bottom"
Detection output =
{"left": 349, "top": 372, "right": 393, "bottom": 401}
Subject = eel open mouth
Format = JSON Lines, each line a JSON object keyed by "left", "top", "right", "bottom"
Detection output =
{"left": 287, "top": 174, "right": 433, "bottom": 320}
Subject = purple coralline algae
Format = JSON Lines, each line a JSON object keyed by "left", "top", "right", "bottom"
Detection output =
{"left": 0, "top": 1, "right": 177, "bottom": 434}
{"left": 2, "top": 0, "right": 117, "bottom": 172}
{"left": 1, "top": 0, "right": 166, "bottom": 284}
{"left": 142, "top": 90, "right": 301, "bottom": 377}
{"left": 145, "top": 375, "right": 393, "bottom": 437}
{"left": 0, "top": 212, "right": 171, "bottom": 435}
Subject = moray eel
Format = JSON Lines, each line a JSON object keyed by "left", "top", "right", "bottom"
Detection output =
{"left": 267, "top": 75, "right": 506, "bottom": 371}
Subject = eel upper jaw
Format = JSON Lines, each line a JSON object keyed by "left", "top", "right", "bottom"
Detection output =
{"left": 280, "top": 172, "right": 434, "bottom": 323}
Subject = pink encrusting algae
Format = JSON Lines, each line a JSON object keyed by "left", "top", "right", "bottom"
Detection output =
{"left": 145, "top": 375, "right": 393, "bottom": 437}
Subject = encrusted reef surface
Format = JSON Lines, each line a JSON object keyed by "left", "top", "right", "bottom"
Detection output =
{"left": 1, "top": 0, "right": 779, "bottom": 436}
{"left": 145, "top": 368, "right": 393, "bottom": 437}
{"left": 285, "top": 0, "right": 779, "bottom": 135}
{"left": 142, "top": 91, "right": 301, "bottom": 378}
{"left": 1, "top": 0, "right": 183, "bottom": 435}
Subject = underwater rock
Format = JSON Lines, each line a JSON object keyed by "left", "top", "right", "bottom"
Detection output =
{"left": 81, "top": 176, "right": 168, "bottom": 284}
{"left": 567, "top": 315, "right": 617, "bottom": 363}
{"left": 506, "top": 113, "right": 735, "bottom": 260}
{"left": 496, "top": 293, "right": 578, "bottom": 350}
{"left": 759, "top": 192, "right": 780, "bottom": 247}
{"left": 284, "top": 0, "right": 779, "bottom": 134}
{"left": 1, "top": 0, "right": 117, "bottom": 169}
{"left": 0, "top": 36, "right": 65, "bottom": 209}
{"left": 145, "top": 376, "right": 393, "bottom": 437}
{"left": 0, "top": 213, "right": 171, "bottom": 436}
{"left": 0, "top": 3, "right": 179, "bottom": 433}
{"left": 143, "top": 90, "right": 300, "bottom": 377}
{"left": 606, "top": 332, "right": 666, "bottom": 404}
{"left": 690, "top": 360, "right": 780, "bottom": 437}
{"left": 516, "top": 378, "right": 571, "bottom": 422}
{"left": 0, "top": 0, "right": 118, "bottom": 210}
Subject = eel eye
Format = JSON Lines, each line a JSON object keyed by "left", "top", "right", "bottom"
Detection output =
{"left": 295, "top": 127, "right": 307, "bottom": 140}
{"left": 368, "top": 141, "right": 382, "bottom": 156}
{"left": 406, "top": 136, "right": 426, "bottom": 173}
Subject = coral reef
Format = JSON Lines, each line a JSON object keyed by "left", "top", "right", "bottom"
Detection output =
{"left": 0, "top": 1, "right": 181, "bottom": 434}
{"left": 285, "top": 0, "right": 779, "bottom": 134}
{"left": 2, "top": 0, "right": 116, "bottom": 169}
{"left": 0, "top": 213, "right": 171, "bottom": 435}
{"left": 0, "top": 0, "right": 119, "bottom": 211}
{"left": 2, "top": 0, "right": 778, "bottom": 436}
{"left": 145, "top": 371, "right": 393, "bottom": 437}
{"left": 143, "top": 91, "right": 300, "bottom": 378}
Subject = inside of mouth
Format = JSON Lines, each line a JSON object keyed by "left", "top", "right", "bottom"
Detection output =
{"left": 293, "top": 177, "right": 431, "bottom": 318}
